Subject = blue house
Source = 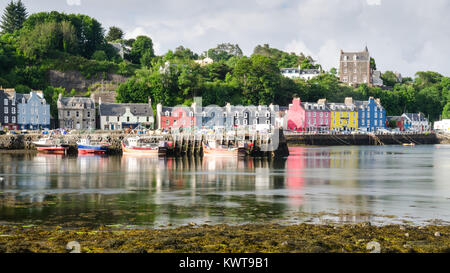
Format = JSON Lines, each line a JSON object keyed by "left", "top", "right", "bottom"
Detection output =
{"left": 16, "top": 91, "right": 51, "bottom": 130}
{"left": 355, "top": 97, "right": 386, "bottom": 132}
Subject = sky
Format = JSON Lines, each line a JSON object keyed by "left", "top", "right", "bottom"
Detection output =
{"left": 1, "top": 0, "right": 450, "bottom": 77}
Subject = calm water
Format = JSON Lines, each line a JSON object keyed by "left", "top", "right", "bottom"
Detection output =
{"left": 1, "top": 145, "right": 450, "bottom": 228}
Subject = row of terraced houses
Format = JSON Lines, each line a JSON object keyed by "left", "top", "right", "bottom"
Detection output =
{"left": 2, "top": 88, "right": 427, "bottom": 133}
{"left": 285, "top": 97, "right": 387, "bottom": 132}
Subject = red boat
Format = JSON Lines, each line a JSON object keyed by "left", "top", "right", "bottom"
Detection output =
{"left": 36, "top": 147, "right": 68, "bottom": 154}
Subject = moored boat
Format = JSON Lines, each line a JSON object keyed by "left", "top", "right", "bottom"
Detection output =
{"left": 77, "top": 138, "right": 110, "bottom": 154}
{"left": 33, "top": 137, "right": 69, "bottom": 154}
{"left": 202, "top": 140, "right": 247, "bottom": 157}
{"left": 121, "top": 136, "right": 168, "bottom": 156}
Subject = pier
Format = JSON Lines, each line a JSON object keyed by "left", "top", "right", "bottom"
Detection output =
{"left": 0, "top": 129, "right": 290, "bottom": 157}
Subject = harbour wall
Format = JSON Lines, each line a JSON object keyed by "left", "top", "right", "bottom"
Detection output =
{"left": 285, "top": 133, "right": 439, "bottom": 146}
{"left": 0, "top": 132, "right": 443, "bottom": 154}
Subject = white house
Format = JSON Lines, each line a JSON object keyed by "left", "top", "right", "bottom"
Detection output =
{"left": 280, "top": 67, "right": 321, "bottom": 80}
{"left": 402, "top": 113, "right": 430, "bottom": 132}
{"left": 98, "top": 97, "right": 154, "bottom": 130}
{"left": 434, "top": 119, "right": 450, "bottom": 133}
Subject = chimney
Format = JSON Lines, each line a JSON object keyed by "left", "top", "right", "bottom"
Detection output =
{"left": 344, "top": 97, "right": 353, "bottom": 106}
{"left": 58, "top": 93, "right": 62, "bottom": 100}
{"left": 148, "top": 96, "right": 152, "bottom": 106}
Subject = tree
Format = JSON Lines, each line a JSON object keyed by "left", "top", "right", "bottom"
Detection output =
{"left": 206, "top": 43, "right": 243, "bottom": 62}
{"left": 92, "top": 50, "right": 108, "bottom": 61}
{"left": 370, "top": 57, "right": 377, "bottom": 71}
{"left": 0, "top": 0, "right": 27, "bottom": 34}
{"left": 18, "top": 21, "right": 77, "bottom": 59}
{"left": 105, "top": 26, "right": 124, "bottom": 42}
{"left": 381, "top": 71, "right": 399, "bottom": 87}
{"left": 442, "top": 101, "right": 450, "bottom": 119}
{"left": 129, "top": 35, "right": 154, "bottom": 64}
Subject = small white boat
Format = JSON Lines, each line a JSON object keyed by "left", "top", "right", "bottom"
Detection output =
{"left": 122, "top": 136, "right": 167, "bottom": 156}
{"left": 33, "top": 137, "right": 69, "bottom": 154}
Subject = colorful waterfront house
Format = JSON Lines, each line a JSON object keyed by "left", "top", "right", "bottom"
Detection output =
{"left": 286, "top": 98, "right": 305, "bottom": 132}
{"left": 156, "top": 103, "right": 196, "bottom": 131}
{"left": 16, "top": 91, "right": 51, "bottom": 130}
{"left": 99, "top": 97, "right": 154, "bottom": 130}
{"left": 328, "top": 98, "right": 358, "bottom": 132}
{"left": 387, "top": 116, "right": 405, "bottom": 131}
{"left": 302, "top": 99, "right": 331, "bottom": 132}
{"left": 223, "top": 104, "right": 275, "bottom": 130}
{"left": 0, "top": 88, "right": 18, "bottom": 130}
{"left": 286, "top": 98, "right": 330, "bottom": 132}
{"left": 401, "top": 113, "right": 430, "bottom": 132}
{"left": 355, "top": 97, "right": 386, "bottom": 132}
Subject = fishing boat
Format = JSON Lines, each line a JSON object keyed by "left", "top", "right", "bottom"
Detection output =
{"left": 77, "top": 138, "right": 110, "bottom": 154}
{"left": 202, "top": 140, "right": 247, "bottom": 157}
{"left": 32, "top": 137, "right": 69, "bottom": 154}
{"left": 121, "top": 136, "right": 168, "bottom": 156}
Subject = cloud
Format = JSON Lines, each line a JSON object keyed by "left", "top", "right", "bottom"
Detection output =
{"left": 3, "top": 0, "right": 450, "bottom": 76}
{"left": 66, "top": 0, "right": 81, "bottom": 6}
{"left": 366, "top": 0, "right": 381, "bottom": 5}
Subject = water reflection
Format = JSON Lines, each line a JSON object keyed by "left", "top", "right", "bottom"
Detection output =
{"left": 1, "top": 145, "right": 450, "bottom": 227}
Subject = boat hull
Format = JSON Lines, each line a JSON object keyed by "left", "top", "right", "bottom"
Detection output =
{"left": 121, "top": 142, "right": 167, "bottom": 156}
{"left": 77, "top": 144, "right": 108, "bottom": 154}
{"left": 203, "top": 145, "right": 247, "bottom": 157}
{"left": 36, "top": 147, "right": 68, "bottom": 154}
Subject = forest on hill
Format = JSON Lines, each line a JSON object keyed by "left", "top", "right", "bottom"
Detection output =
{"left": 1, "top": 1, "right": 449, "bottom": 121}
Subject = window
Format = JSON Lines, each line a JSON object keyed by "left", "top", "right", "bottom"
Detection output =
{"left": 4, "top": 116, "right": 8, "bottom": 123}
{"left": 4, "top": 107, "right": 8, "bottom": 114}
{"left": 67, "top": 111, "right": 70, "bottom": 117}
{"left": 243, "top": 119, "right": 248, "bottom": 125}
{"left": 325, "top": 119, "right": 328, "bottom": 125}
{"left": 12, "top": 116, "right": 15, "bottom": 123}
{"left": 320, "top": 112, "right": 323, "bottom": 117}
{"left": 173, "top": 112, "right": 178, "bottom": 117}
{"left": 375, "top": 112, "right": 378, "bottom": 118}
{"left": 375, "top": 120, "right": 378, "bottom": 126}
{"left": 313, "top": 112, "right": 316, "bottom": 117}
{"left": 127, "top": 117, "right": 130, "bottom": 122}
{"left": 353, "top": 75, "right": 357, "bottom": 82}
{"left": 87, "top": 111, "right": 91, "bottom": 118}
{"left": 266, "top": 112, "right": 270, "bottom": 118}
{"left": 353, "top": 55, "right": 357, "bottom": 60}
{"left": 165, "top": 111, "right": 170, "bottom": 117}
{"left": 344, "top": 68, "right": 347, "bottom": 73}
{"left": 4, "top": 99, "right": 8, "bottom": 105}
{"left": 325, "top": 113, "right": 328, "bottom": 117}
{"left": 343, "top": 76, "right": 348, "bottom": 82}
{"left": 362, "top": 120, "right": 365, "bottom": 126}
{"left": 266, "top": 120, "right": 271, "bottom": 125}
{"left": 76, "top": 111, "right": 79, "bottom": 117}
{"left": 106, "top": 116, "right": 109, "bottom": 122}
{"left": 166, "top": 120, "right": 169, "bottom": 125}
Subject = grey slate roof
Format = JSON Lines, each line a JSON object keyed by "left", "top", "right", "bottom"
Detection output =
{"left": 59, "top": 96, "right": 95, "bottom": 108}
{"left": 99, "top": 103, "right": 153, "bottom": 117}
{"left": 403, "top": 113, "right": 428, "bottom": 122}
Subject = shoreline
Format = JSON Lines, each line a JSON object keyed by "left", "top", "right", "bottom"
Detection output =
{"left": 0, "top": 223, "right": 449, "bottom": 253}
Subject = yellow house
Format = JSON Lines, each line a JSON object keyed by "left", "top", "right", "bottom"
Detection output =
{"left": 329, "top": 98, "right": 358, "bottom": 131}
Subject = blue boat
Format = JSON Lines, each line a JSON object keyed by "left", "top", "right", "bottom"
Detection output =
{"left": 77, "top": 138, "right": 110, "bottom": 154}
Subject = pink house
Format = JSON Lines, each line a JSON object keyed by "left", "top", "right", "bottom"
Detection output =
{"left": 286, "top": 98, "right": 331, "bottom": 132}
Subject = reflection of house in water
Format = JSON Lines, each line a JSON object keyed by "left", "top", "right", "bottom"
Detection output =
{"left": 285, "top": 147, "right": 306, "bottom": 207}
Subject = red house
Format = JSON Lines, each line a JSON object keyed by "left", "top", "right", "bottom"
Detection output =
{"left": 156, "top": 104, "right": 196, "bottom": 130}
{"left": 286, "top": 98, "right": 331, "bottom": 132}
